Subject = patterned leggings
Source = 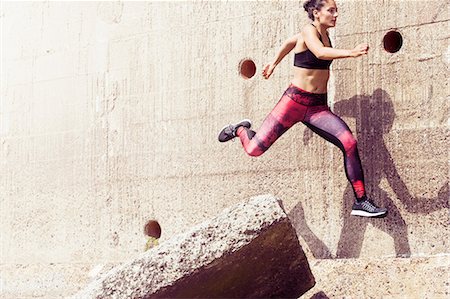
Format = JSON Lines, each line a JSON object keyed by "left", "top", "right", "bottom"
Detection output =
{"left": 237, "top": 84, "right": 366, "bottom": 199}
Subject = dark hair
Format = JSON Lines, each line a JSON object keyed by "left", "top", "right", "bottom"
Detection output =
{"left": 303, "top": 0, "right": 327, "bottom": 21}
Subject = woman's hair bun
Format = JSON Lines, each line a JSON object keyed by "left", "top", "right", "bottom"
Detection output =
{"left": 303, "top": 0, "right": 325, "bottom": 21}
{"left": 303, "top": 0, "right": 314, "bottom": 12}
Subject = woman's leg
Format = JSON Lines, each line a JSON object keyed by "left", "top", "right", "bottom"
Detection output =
{"left": 302, "top": 108, "right": 366, "bottom": 199}
{"left": 236, "top": 93, "right": 307, "bottom": 157}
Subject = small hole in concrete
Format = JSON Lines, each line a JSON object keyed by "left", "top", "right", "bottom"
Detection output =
{"left": 239, "top": 59, "right": 256, "bottom": 79}
{"left": 383, "top": 31, "right": 403, "bottom": 53}
{"left": 144, "top": 220, "right": 161, "bottom": 238}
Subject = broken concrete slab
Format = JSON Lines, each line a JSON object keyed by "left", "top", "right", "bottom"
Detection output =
{"left": 70, "top": 194, "right": 315, "bottom": 298}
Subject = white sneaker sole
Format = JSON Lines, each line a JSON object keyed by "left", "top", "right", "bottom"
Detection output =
{"left": 351, "top": 210, "right": 387, "bottom": 217}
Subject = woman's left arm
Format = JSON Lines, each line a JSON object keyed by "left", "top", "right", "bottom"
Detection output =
{"left": 303, "top": 25, "right": 368, "bottom": 60}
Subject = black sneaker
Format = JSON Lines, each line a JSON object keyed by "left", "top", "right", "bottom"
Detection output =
{"left": 218, "top": 119, "right": 252, "bottom": 142}
{"left": 351, "top": 197, "right": 387, "bottom": 218}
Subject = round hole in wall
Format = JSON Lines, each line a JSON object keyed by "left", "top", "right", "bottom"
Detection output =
{"left": 383, "top": 31, "right": 403, "bottom": 53}
{"left": 144, "top": 220, "right": 161, "bottom": 239}
{"left": 239, "top": 59, "right": 256, "bottom": 79}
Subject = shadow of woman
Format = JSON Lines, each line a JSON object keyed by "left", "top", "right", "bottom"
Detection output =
{"left": 289, "top": 200, "right": 334, "bottom": 259}
{"left": 332, "top": 89, "right": 448, "bottom": 258}
{"left": 290, "top": 89, "right": 448, "bottom": 259}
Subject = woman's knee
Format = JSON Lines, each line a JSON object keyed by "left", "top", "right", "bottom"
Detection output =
{"left": 245, "top": 144, "right": 265, "bottom": 157}
{"left": 339, "top": 131, "right": 358, "bottom": 152}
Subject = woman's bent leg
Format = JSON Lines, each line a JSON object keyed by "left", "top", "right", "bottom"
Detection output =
{"left": 237, "top": 93, "right": 307, "bottom": 157}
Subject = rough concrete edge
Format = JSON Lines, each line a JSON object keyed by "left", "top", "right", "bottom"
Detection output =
{"left": 69, "top": 194, "right": 289, "bottom": 298}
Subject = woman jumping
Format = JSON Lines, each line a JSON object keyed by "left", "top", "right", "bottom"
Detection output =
{"left": 218, "top": 0, "right": 387, "bottom": 218}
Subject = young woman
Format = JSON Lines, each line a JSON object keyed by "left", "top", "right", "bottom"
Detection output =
{"left": 218, "top": 0, "right": 387, "bottom": 217}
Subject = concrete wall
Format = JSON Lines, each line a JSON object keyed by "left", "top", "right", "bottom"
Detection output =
{"left": 1, "top": 1, "right": 448, "bottom": 298}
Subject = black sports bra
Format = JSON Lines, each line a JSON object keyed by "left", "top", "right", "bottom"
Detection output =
{"left": 294, "top": 25, "right": 333, "bottom": 70}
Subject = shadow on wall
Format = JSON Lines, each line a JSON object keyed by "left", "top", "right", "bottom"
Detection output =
{"left": 289, "top": 88, "right": 449, "bottom": 259}
{"left": 309, "top": 291, "right": 330, "bottom": 299}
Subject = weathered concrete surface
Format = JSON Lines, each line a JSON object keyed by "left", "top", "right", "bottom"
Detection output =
{"left": 70, "top": 195, "right": 314, "bottom": 299}
{"left": 1, "top": 1, "right": 448, "bottom": 298}
{"left": 302, "top": 254, "right": 450, "bottom": 299}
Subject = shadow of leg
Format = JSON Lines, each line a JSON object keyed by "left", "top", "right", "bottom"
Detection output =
{"left": 373, "top": 190, "right": 411, "bottom": 257}
{"left": 336, "top": 186, "right": 367, "bottom": 258}
{"left": 288, "top": 201, "right": 333, "bottom": 259}
{"left": 401, "top": 182, "right": 449, "bottom": 214}
{"left": 309, "top": 291, "right": 330, "bottom": 299}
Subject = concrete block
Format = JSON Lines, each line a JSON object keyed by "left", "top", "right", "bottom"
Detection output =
{"left": 71, "top": 195, "right": 314, "bottom": 298}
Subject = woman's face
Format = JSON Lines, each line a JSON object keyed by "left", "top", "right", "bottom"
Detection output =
{"left": 315, "top": 0, "right": 338, "bottom": 27}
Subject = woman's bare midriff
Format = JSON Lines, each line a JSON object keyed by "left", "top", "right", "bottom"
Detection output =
{"left": 291, "top": 67, "right": 330, "bottom": 94}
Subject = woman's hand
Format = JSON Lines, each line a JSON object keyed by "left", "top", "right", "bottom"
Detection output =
{"left": 351, "top": 43, "right": 369, "bottom": 57}
{"left": 262, "top": 63, "right": 276, "bottom": 79}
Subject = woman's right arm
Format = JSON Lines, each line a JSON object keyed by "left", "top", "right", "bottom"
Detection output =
{"left": 263, "top": 34, "right": 300, "bottom": 79}
{"left": 302, "top": 25, "right": 368, "bottom": 60}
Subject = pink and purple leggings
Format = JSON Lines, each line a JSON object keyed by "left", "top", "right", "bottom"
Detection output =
{"left": 237, "top": 84, "right": 366, "bottom": 199}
